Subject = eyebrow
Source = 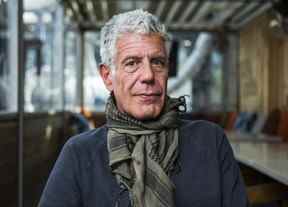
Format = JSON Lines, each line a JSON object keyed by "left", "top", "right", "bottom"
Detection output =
{"left": 121, "top": 53, "right": 167, "bottom": 63}
{"left": 121, "top": 56, "right": 142, "bottom": 65}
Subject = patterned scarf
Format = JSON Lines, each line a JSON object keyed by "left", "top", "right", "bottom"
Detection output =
{"left": 106, "top": 95, "right": 186, "bottom": 207}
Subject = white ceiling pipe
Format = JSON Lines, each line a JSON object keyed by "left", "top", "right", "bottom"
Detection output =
{"left": 155, "top": 0, "right": 166, "bottom": 19}
{"left": 168, "top": 33, "right": 214, "bottom": 94}
{"left": 178, "top": 1, "right": 198, "bottom": 24}
{"left": 165, "top": 1, "right": 182, "bottom": 24}
{"left": 189, "top": 2, "right": 212, "bottom": 25}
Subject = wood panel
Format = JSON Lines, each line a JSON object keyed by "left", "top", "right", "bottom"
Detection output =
{"left": 239, "top": 14, "right": 270, "bottom": 112}
{"left": 0, "top": 117, "right": 17, "bottom": 207}
{"left": 240, "top": 163, "right": 288, "bottom": 205}
{"left": 0, "top": 112, "right": 75, "bottom": 207}
{"left": 239, "top": 13, "right": 288, "bottom": 112}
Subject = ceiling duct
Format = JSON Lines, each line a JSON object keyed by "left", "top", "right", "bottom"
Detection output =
{"left": 60, "top": 0, "right": 274, "bottom": 32}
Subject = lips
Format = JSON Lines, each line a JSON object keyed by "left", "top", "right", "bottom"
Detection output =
{"left": 136, "top": 93, "right": 161, "bottom": 103}
{"left": 138, "top": 93, "right": 161, "bottom": 96}
{"left": 135, "top": 90, "right": 161, "bottom": 96}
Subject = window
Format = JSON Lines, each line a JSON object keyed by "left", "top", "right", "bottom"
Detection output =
{"left": 84, "top": 32, "right": 109, "bottom": 112}
{"left": 0, "top": 0, "right": 17, "bottom": 113}
{"left": 24, "top": 7, "right": 64, "bottom": 112}
{"left": 168, "top": 33, "right": 237, "bottom": 112}
{"left": 64, "top": 30, "right": 78, "bottom": 111}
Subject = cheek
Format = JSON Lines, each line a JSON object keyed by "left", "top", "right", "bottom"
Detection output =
{"left": 114, "top": 73, "right": 136, "bottom": 93}
{"left": 157, "top": 75, "right": 168, "bottom": 89}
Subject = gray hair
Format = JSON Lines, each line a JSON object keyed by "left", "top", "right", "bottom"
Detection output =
{"left": 100, "top": 9, "right": 169, "bottom": 70}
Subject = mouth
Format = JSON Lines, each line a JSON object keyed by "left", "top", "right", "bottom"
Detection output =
{"left": 135, "top": 93, "right": 162, "bottom": 103}
{"left": 138, "top": 93, "right": 161, "bottom": 96}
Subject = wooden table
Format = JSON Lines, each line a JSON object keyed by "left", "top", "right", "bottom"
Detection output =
{"left": 230, "top": 140, "right": 288, "bottom": 186}
{"left": 226, "top": 131, "right": 288, "bottom": 206}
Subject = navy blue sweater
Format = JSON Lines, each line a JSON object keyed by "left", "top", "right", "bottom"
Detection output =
{"left": 39, "top": 120, "right": 249, "bottom": 207}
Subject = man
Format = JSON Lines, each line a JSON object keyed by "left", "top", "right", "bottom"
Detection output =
{"left": 39, "top": 10, "right": 249, "bottom": 207}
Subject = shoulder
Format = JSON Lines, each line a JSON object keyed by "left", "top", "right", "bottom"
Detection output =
{"left": 63, "top": 125, "right": 108, "bottom": 159}
{"left": 66, "top": 125, "right": 107, "bottom": 146}
{"left": 179, "top": 119, "right": 227, "bottom": 149}
{"left": 180, "top": 119, "right": 224, "bottom": 137}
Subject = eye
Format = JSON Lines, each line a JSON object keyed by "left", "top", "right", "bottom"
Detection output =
{"left": 151, "top": 58, "right": 166, "bottom": 69}
{"left": 125, "top": 60, "right": 137, "bottom": 67}
{"left": 123, "top": 58, "right": 141, "bottom": 73}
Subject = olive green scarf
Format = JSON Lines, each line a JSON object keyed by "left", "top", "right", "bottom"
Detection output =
{"left": 106, "top": 95, "right": 185, "bottom": 207}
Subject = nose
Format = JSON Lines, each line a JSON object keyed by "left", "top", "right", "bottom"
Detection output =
{"left": 140, "top": 59, "right": 154, "bottom": 84}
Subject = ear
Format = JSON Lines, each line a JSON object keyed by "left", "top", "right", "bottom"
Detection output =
{"left": 99, "top": 64, "right": 114, "bottom": 92}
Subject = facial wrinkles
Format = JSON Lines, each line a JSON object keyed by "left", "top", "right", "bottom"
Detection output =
{"left": 114, "top": 34, "right": 167, "bottom": 97}
{"left": 118, "top": 46, "right": 165, "bottom": 64}
{"left": 116, "top": 33, "right": 166, "bottom": 62}
{"left": 124, "top": 57, "right": 165, "bottom": 95}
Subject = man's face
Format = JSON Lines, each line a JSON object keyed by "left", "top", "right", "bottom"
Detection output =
{"left": 100, "top": 33, "right": 169, "bottom": 120}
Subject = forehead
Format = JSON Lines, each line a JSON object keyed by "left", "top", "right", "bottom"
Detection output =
{"left": 115, "top": 33, "right": 167, "bottom": 58}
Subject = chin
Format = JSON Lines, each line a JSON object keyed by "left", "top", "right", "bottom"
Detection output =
{"left": 130, "top": 105, "right": 162, "bottom": 120}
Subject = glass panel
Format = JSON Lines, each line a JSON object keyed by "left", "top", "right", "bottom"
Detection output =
{"left": 168, "top": 33, "right": 237, "bottom": 112}
{"left": 24, "top": 7, "right": 63, "bottom": 112}
{"left": 191, "top": 48, "right": 223, "bottom": 111}
{"left": 0, "top": 1, "right": 18, "bottom": 207}
{"left": 0, "top": 0, "right": 17, "bottom": 113}
{"left": 0, "top": 1, "right": 8, "bottom": 112}
{"left": 64, "top": 30, "right": 78, "bottom": 111}
{"left": 23, "top": 3, "right": 63, "bottom": 207}
{"left": 84, "top": 32, "right": 109, "bottom": 112}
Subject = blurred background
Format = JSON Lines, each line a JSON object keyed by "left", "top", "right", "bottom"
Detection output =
{"left": 1, "top": 0, "right": 288, "bottom": 206}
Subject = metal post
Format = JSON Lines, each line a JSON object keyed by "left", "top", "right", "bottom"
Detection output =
{"left": 53, "top": 6, "right": 65, "bottom": 111}
{"left": 222, "top": 33, "right": 239, "bottom": 112}
{"left": 8, "top": 0, "right": 21, "bottom": 112}
{"left": 235, "top": 32, "right": 241, "bottom": 112}
{"left": 76, "top": 31, "right": 85, "bottom": 111}
{"left": 8, "top": 0, "right": 24, "bottom": 206}
{"left": 17, "top": 0, "right": 24, "bottom": 205}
